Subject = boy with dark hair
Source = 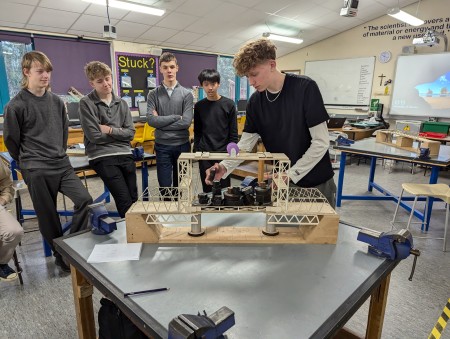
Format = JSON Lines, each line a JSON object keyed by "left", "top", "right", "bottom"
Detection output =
{"left": 194, "top": 69, "right": 238, "bottom": 193}
{"left": 205, "top": 39, "right": 336, "bottom": 207}
{"left": 79, "top": 61, "right": 137, "bottom": 218}
{"left": 146, "top": 52, "right": 193, "bottom": 196}
{"left": 3, "top": 51, "right": 93, "bottom": 272}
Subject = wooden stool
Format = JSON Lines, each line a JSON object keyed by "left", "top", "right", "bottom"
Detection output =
{"left": 391, "top": 183, "right": 450, "bottom": 251}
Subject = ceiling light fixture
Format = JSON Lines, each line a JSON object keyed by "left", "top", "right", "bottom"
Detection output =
{"left": 262, "top": 32, "right": 303, "bottom": 44}
{"left": 82, "top": 0, "right": 165, "bottom": 16}
{"left": 387, "top": 8, "right": 424, "bottom": 26}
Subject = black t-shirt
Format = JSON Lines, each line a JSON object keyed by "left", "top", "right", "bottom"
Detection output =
{"left": 244, "top": 74, "right": 334, "bottom": 187}
{"left": 194, "top": 96, "right": 238, "bottom": 152}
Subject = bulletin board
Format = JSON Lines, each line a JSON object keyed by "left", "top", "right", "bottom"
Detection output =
{"left": 305, "top": 56, "right": 375, "bottom": 107}
{"left": 115, "top": 52, "right": 159, "bottom": 110}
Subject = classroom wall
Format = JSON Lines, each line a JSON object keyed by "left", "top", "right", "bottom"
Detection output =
{"left": 277, "top": 0, "right": 449, "bottom": 122}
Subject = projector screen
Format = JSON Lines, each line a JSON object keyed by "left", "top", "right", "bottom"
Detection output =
{"left": 390, "top": 53, "right": 450, "bottom": 118}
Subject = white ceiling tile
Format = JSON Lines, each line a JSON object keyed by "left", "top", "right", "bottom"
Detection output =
{"left": 71, "top": 14, "right": 118, "bottom": 32}
{"left": 176, "top": 0, "right": 222, "bottom": 16}
{"left": 155, "top": 11, "right": 199, "bottom": 30}
{"left": 295, "top": 7, "right": 334, "bottom": 24}
{"left": 255, "top": 0, "right": 297, "bottom": 14}
{"left": 203, "top": 3, "right": 249, "bottom": 23}
{"left": 115, "top": 21, "right": 150, "bottom": 38}
{"left": 120, "top": 11, "right": 164, "bottom": 25}
{"left": 4, "top": 0, "right": 39, "bottom": 5}
{"left": 152, "top": 0, "right": 188, "bottom": 11}
{"left": 184, "top": 18, "right": 224, "bottom": 34}
{"left": 0, "top": 2, "right": 34, "bottom": 24}
{"left": 0, "top": 21, "right": 26, "bottom": 29}
{"left": 226, "top": 0, "right": 263, "bottom": 8}
{"left": 139, "top": 26, "right": 178, "bottom": 41}
{"left": 165, "top": 31, "right": 203, "bottom": 45}
{"left": 84, "top": 3, "right": 129, "bottom": 19}
{"left": 28, "top": 8, "right": 80, "bottom": 29}
{"left": 39, "top": 0, "right": 89, "bottom": 13}
{"left": 138, "top": 38, "right": 164, "bottom": 45}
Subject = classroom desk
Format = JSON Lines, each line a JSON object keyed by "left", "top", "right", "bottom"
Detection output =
{"left": 55, "top": 215, "right": 399, "bottom": 339}
{"left": 328, "top": 126, "right": 383, "bottom": 141}
{"left": 334, "top": 138, "right": 450, "bottom": 230}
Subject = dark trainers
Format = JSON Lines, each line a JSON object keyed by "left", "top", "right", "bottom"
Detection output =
{"left": 55, "top": 256, "right": 71, "bottom": 273}
{"left": 0, "top": 264, "right": 18, "bottom": 282}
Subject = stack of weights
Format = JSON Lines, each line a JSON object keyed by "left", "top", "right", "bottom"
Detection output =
{"left": 211, "top": 181, "right": 223, "bottom": 206}
{"left": 255, "top": 182, "right": 271, "bottom": 206}
{"left": 223, "top": 187, "right": 243, "bottom": 206}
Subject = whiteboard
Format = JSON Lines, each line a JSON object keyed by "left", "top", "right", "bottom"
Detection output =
{"left": 390, "top": 53, "right": 450, "bottom": 118}
{"left": 304, "top": 57, "right": 375, "bottom": 107}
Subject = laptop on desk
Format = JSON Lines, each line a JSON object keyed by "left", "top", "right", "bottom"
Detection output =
{"left": 327, "top": 117, "right": 346, "bottom": 129}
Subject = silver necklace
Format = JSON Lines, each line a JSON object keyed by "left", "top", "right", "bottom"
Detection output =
{"left": 265, "top": 88, "right": 282, "bottom": 103}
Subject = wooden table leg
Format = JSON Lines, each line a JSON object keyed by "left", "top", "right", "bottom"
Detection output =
{"left": 71, "top": 265, "right": 96, "bottom": 339}
{"left": 366, "top": 273, "right": 391, "bottom": 339}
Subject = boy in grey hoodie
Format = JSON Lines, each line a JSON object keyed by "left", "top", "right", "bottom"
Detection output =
{"left": 146, "top": 52, "right": 193, "bottom": 197}
{"left": 3, "top": 51, "right": 92, "bottom": 272}
{"left": 79, "top": 61, "right": 137, "bottom": 218}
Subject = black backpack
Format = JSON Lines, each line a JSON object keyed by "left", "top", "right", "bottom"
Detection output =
{"left": 98, "top": 298, "right": 147, "bottom": 339}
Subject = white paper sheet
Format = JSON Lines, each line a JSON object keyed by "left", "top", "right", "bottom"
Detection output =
{"left": 87, "top": 243, "right": 143, "bottom": 263}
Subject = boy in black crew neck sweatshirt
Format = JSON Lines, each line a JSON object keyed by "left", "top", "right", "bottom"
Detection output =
{"left": 194, "top": 69, "right": 238, "bottom": 193}
{"left": 3, "top": 51, "right": 92, "bottom": 272}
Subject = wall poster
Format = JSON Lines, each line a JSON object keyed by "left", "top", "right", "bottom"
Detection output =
{"left": 115, "top": 52, "right": 159, "bottom": 110}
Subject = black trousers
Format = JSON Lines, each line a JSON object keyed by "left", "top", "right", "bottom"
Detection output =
{"left": 21, "top": 166, "right": 93, "bottom": 254}
{"left": 198, "top": 159, "right": 231, "bottom": 193}
{"left": 89, "top": 155, "right": 138, "bottom": 218}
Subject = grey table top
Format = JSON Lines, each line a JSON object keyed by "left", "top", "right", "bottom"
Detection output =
{"left": 55, "top": 214, "right": 397, "bottom": 339}
{"left": 335, "top": 137, "right": 450, "bottom": 166}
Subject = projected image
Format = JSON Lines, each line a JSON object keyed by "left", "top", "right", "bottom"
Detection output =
{"left": 390, "top": 53, "right": 450, "bottom": 118}
{"left": 415, "top": 72, "right": 450, "bottom": 109}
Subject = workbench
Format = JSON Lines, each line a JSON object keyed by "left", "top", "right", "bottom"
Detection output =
{"left": 55, "top": 215, "right": 399, "bottom": 339}
{"left": 335, "top": 138, "right": 450, "bottom": 230}
{"left": 328, "top": 126, "right": 382, "bottom": 141}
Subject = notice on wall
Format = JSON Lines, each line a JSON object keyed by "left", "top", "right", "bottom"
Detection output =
{"left": 361, "top": 16, "right": 450, "bottom": 41}
{"left": 115, "top": 52, "right": 159, "bottom": 110}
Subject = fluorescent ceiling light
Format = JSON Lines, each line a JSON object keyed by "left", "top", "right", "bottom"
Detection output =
{"left": 387, "top": 8, "right": 424, "bottom": 26}
{"left": 262, "top": 32, "right": 303, "bottom": 44}
{"left": 82, "top": 0, "right": 165, "bottom": 16}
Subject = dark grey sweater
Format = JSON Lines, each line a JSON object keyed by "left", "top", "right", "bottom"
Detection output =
{"left": 3, "top": 89, "right": 70, "bottom": 169}
{"left": 79, "top": 90, "right": 135, "bottom": 160}
{"left": 146, "top": 82, "right": 193, "bottom": 146}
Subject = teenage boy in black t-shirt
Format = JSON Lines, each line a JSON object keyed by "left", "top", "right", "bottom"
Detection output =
{"left": 194, "top": 69, "right": 238, "bottom": 193}
{"left": 205, "top": 39, "right": 336, "bottom": 207}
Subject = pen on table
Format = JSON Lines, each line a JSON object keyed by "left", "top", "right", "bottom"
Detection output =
{"left": 124, "top": 287, "right": 170, "bottom": 297}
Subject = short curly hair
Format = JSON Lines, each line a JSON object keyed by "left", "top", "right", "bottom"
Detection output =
{"left": 84, "top": 61, "right": 111, "bottom": 81}
{"left": 233, "top": 38, "right": 277, "bottom": 77}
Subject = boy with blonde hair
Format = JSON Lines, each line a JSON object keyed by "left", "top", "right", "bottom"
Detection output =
{"left": 4, "top": 51, "right": 92, "bottom": 272}
{"left": 79, "top": 61, "right": 137, "bottom": 217}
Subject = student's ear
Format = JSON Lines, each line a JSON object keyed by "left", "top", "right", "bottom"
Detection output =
{"left": 270, "top": 60, "right": 277, "bottom": 71}
{"left": 23, "top": 68, "right": 30, "bottom": 77}
{"left": 89, "top": 81, "right": 96, "bottom": 89}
